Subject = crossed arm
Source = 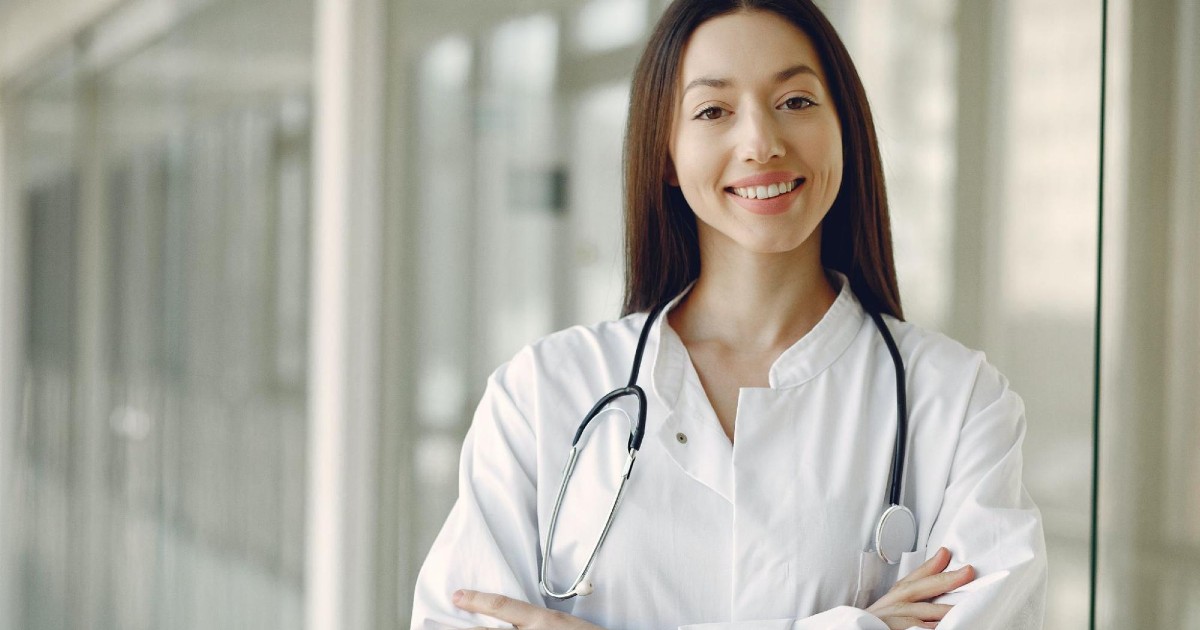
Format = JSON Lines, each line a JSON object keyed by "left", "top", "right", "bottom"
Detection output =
{"left": 450, "top": 547, "right": 975, "bottom": 630}
{"left": 415, "top": 355, "right": 1045, "bottom": 630}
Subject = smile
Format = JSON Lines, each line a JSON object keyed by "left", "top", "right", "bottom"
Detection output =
{"left": 725, "top": 178, "right": 805, "bottom": 200}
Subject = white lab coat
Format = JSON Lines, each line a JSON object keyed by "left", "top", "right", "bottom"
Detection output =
{"left": 412, "top": 272, "right": 1047, "bottom": 630}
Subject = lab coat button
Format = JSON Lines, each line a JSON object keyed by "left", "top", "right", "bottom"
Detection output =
{"left": 675, "top": 432, "right": 688, "bottom": 444}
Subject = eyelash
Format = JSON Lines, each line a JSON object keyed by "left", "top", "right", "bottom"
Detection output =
{"left": 692, "top": 96, "right": 817, "bottom": 121}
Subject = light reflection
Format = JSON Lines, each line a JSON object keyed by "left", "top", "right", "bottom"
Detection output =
{"left": 574, "top": 0, "right": 647, "bottom": 53}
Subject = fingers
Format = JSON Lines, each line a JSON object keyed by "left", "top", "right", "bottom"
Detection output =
{"left": 896, "top": 547, "right": 951, "bottom": 585}
{"left": 454, "top": 589, "right": 541, "bottom": 627}
{"left": 874, "top": 602, "right": 952, "bottom": 629}
{"left": 870, "top": 548, "right": 976, "bottom": 615}
{"left": 888, "top": 602, "right": 953, "bottom": 620}
{"left": 870, "top": 600, "right": 953, "bottom": 625}
{"left": 894, "top": 564, "right": 975, "bottom": 603}
{"left": 883, "top": 620, "right": 937, "bottom": 630}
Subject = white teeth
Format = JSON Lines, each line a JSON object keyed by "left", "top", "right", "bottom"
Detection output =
{"left": 732, "top": 179, "right": 798, "bottom": 200}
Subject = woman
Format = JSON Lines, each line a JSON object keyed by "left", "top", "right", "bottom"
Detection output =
{"left": 412, "top": 1, "right": 1047, "bottom": 628}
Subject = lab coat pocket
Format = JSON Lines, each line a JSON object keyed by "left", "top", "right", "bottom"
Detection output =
{"left": 896, "top": 547, "right": 927, "bottom": 578}
{"left": 853, "top": 547, "right": 926, "bottom": 609}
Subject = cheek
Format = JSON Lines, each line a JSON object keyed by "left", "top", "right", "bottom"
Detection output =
{"left": 805, "top": 126, "right": 844, "bottom": 189}
{"left": 828, "top": 146, "right": 844, "bottom": 189}
{"left": 673, "top": 141, "right": 719, "bottom": 192}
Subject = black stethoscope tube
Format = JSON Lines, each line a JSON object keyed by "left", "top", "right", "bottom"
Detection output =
{"left": 868, "top": 309, "right": 908, "bottom": 507}
{"left": 543, "top": 294, "right": 913, "bottom": 599}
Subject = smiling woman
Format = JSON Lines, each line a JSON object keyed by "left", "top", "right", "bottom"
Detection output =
{"left": 621, "top": 1, "right": 898, "bottom": 323}
{"left": 669, "top": 14, "right": 843, "bottom": 256}
{"left": 410, "top": 1, "right": 1046, "bottom": 629}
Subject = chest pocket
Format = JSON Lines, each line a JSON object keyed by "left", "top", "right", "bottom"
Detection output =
{"left": 853, "top": 547, "right": 928, "bottom": 609}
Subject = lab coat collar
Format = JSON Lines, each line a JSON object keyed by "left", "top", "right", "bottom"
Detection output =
{"left": 766, "top": 270, "right": 866, "bottom": 389}
{"left": 640, "top": 271, "right": 866, "bottom": 503}
{"left": 647, "top": 269, "right": 866, "bottom": 407}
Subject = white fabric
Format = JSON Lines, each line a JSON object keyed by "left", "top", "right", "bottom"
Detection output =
{"left": 411, "top": 273, "right": 1047, "bottom": 630}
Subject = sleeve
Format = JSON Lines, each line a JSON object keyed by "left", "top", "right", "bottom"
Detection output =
{"left": 678, "top": 608, "right": 889, "bottom": 630}
{"left": 410, "top": 359, "right": 547, "bottom": 630}
{"left": 918, "top": 366, "right": 1048, "bottom": 629}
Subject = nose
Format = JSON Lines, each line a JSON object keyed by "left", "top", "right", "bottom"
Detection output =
{"left": 735, "top": 106, "right": 785, "bottom": 163}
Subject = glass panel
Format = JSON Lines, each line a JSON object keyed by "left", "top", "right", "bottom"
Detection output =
{"left": 1095, "top": 0, "right": 1200, "bottom": 626}
{"left": 413, "top": 34, "right": 475, "bottom": 551}
{"left": 477, "top": 13, "right": 562, "bottom": 371}
{"left": 415, "top": 35, "right": 473, "bottom": 434}
{"left": 5, "top": 1, "right": 314, "bottom": 628}
{"left": 994, "top": 3, "right": 1100, "bottom": 627}
{"left": 568, "top": 82, "right": 629, "bottom": 323}
{"left": 101, "top": 0, "right": 315, "bottom": 620}
{"left": 12, "top": 54, "right": 81, "bottom": 630}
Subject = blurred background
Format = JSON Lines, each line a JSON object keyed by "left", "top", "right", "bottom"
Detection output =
{"left": 0, "top": 0, "right": 1195, "bottom": 628}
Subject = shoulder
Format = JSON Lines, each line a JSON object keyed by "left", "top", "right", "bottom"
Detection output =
{"left": 882, "top": 316, "right": 1021, "bottom": 420}
{"left": 528, "top": 314, "right": 647, "bottom": 366}
{"left": 490, "top": 313, "right": 651, "bottom": 407}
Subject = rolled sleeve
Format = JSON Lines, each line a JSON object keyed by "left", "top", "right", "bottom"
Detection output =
{"left": 921, "top": 368, "right": 1048, "bottom": 629}
{"left": 411, "top": 359, "right": 545, "bottom": 630}
{"left": 679, "top": 607, "right": 889, "bottom": 630}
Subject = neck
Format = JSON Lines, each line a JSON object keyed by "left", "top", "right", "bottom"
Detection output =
{"left": 669, "top": 233, "right": 838, "bottom": 354}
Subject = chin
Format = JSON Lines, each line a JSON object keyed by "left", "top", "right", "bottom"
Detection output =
{"left": 736, "top": 233, "right": 813, "bottom": 255}
{"left": 696, "top": 215, "right": 821, "bottom": 257}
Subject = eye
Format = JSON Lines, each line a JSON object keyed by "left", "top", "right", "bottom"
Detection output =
{"left": 780, "top": 96, "right": 816, "bottom": 110}
{"left": 693, "top": 105, "right": 726, "bottom": 121}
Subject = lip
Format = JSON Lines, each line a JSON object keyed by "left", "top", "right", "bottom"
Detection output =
{"left": 725, "top": 178, "right": 805, "bottom": 215}
{"left": 724, "top": 171, "right": 803, "bottom": 189}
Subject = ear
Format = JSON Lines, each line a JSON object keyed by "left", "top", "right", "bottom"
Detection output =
{"left": 665, "top": 160, "right": 680, "bottom": 187}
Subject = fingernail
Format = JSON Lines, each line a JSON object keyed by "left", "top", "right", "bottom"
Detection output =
{"left": 453, "top": 589, "right": 464, "bottom": 603}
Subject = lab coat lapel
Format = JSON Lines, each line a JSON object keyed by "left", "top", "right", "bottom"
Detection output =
{"left": 651, "top": 322, "right": 735, "bottom": 503}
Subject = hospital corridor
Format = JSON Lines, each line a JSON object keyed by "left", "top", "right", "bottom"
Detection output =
{"left": 0, "top": 0, "right": 1197, "bottom": 628}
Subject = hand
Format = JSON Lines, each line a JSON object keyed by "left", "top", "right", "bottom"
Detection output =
{"left": 453, "top": 589, "right": 606, "bottom": 630}
{"left": 866, "top": 547, "right": 975, "bottom": 629}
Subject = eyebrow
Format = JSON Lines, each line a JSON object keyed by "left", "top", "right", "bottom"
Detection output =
{"left": 682, "top": 63, "right": 820, "bottom": 96}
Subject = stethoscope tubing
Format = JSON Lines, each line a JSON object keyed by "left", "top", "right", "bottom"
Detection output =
{"left": 867, "top": 309, "right": 908, "bottom": 507}
{"left": 541, "top": 293, "right": 912, "bottom": 599}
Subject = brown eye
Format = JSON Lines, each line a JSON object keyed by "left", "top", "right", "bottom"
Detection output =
{"left": 694, "top": 106, "right": 725, "bottom": 120}
{"left": 781, "top": 96, "right": 815, "bottom": 110}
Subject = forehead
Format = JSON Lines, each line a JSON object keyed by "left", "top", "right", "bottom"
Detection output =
{"left": 678, "top": 10, "right": 825, "bottom": 86}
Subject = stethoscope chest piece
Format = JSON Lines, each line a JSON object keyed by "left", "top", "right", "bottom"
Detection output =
{"left": 875, "top": 504, "right": 917, "bottom": 564}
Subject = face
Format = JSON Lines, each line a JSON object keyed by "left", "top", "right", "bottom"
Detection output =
{"left": 669, "top": 10, "right": 843, "bottom": 258}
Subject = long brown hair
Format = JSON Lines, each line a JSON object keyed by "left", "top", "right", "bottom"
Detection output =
{"left": 621, "top": 0, "right": 903, "bottom": 320}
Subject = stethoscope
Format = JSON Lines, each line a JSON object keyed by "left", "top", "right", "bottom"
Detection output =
{"left": 539, "top": 297, "right": 916, "bottom": 600}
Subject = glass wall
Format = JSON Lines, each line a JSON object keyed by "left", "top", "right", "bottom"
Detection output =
{"left": 1095, "top": 0, "right": 1200, "bottom": 626}
{"left": 2, "top": 0, "right": 313, "bottom": 628}
{"left": 10, "top": 51, "right": 81, "bottom": 630}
